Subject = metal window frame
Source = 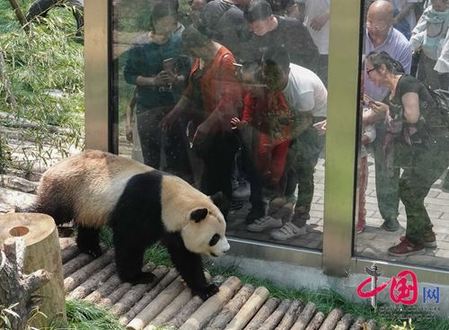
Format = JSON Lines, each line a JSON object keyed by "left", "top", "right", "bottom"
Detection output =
{"left": 84, "top": 0, "right": 449, "bottom": 285}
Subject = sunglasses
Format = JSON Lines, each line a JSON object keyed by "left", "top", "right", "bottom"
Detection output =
{"left": 366, "top": 67, "right": 376, "bottom": 75}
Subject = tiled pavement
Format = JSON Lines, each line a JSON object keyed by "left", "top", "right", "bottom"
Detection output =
{"left": 226, "top": 157, "right": 449, "bottom": 271}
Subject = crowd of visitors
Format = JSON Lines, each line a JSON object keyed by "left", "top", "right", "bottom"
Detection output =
{"left": 123, "top": 0, "right": 449, "bottom": 256}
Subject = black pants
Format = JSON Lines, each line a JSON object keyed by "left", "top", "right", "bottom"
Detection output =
{"left": 397, "top": 137, "right": 449, "bottom": 244}
{"left": 194, "top": 131, "right": 239, "bottom": 214}
{"left": 136, "top": 105, "right": 191, "bottom": 177}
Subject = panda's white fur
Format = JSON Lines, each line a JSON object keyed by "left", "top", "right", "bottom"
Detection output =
{"left": 33, "top": 150, "right": 229, "bottom": 300}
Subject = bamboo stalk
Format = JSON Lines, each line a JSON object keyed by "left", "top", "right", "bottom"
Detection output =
{"left": 143, "top": 287, "right": 192, "bottom": 330}
{"left": 243, "top": 297, "right": 280, "bottom": 330}
{"left": 275, "top": 300, "right": 303, "bottom": 330}
{"left": 348, "top": 316, "right": 365, "bottom": 330}
{"left": 179, "top": 276, "right": 242, "bottom": 330}
{"left": 258, "top": 299, "right": 291, "bottom": 330}
{"left": 224, "top": 286, "right": 270, "bottom": 330}
{"left": 117, "top": 266, "right": 170, "bottom": 324}
{"left": 84, "top": 274, "right": 122, "bottom": 304}
{"left": 64, "top": 249, "right": 114, "bottom": 291}
{"left": 334, "top": 313, "right": 354, "bottom": 330}
{"left": 305, "top": 311, "right": 325, "bottom": 330}
{"left": 63, "top": 253, "right": 94, "bottom": 277}
{"left": 125, "top": 276, "right": 185, "bottom": 329}
{"left": 164, "top": 296, "right": 204, "bottom": 329}
{"left": 290, "top": 302, "right": 317, "bottom": 330}
{"left": 61, "top": 245, "right": 80, "bottom": 264}
{"left": 318, "top": 308, "right": 343, "bottom": 330}
{"left": 205, "top": 284, "right": 255, "bottom": 330}
{"left": 68, "top": 263, "right": 116, "bottom": 299}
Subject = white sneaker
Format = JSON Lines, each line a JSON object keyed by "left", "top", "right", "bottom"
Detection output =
{"left": 247, "top": 216, "right": 283, "bottom": 232}
{"left": 270, "top": 222, "right": 306, "bottom": 241}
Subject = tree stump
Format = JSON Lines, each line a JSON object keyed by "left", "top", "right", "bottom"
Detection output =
{"left": 0, "top": 213, "right": 67, "bottom": 329}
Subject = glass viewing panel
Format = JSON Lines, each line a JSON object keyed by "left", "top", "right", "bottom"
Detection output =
{"left": 112, "top": 0, "right": 330, "bottom": 251}
{"left": 355, "top": 0, "right": 449, "bottom": 270}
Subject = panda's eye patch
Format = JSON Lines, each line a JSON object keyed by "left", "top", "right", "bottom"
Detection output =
{"left": 209, "top": 234, "right": 220, "bottom": 246}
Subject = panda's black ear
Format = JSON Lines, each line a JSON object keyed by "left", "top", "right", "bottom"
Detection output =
{"left": 190, "top": 208, "right": 208, "bottom": 222}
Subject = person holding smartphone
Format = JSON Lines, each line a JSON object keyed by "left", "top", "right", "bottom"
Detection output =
{"left": 124, "top": 2, "right": 190, "bottom": 177}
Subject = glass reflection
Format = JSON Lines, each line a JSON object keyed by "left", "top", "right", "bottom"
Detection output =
{"left": 113, "top": 0, "right": 328, "bottom": 250}
{"left": 357, "top": 0, "right": 449, "bottom": 270}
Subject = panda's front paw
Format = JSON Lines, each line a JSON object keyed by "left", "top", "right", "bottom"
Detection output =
{"left": 133, "top": 271, "right": 157, "bottom": 285}
{"left": 80, "top": 246, "right": 102, "bottom": 258}
{"left": 120, "top": 271, "right": 156, "bottom": 285}
{"left": 195, "top": 283, "right": 219, "bottom": 301}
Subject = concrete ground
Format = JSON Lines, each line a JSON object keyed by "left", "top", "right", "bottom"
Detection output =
{"left": 226, "top": 156, "right": 449, "bottom": 271}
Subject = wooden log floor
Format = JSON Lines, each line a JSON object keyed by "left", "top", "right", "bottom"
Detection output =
{"left": 60, "top": 238, "right": 378, "bottom": 330}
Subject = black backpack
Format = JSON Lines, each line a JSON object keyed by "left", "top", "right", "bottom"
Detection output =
{"left": 426, "top": 88, "right": 449, "bottom": 130}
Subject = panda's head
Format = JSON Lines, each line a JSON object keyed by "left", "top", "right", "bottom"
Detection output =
{"left": 181, "top": 195, "right": 230, "bottom": 257}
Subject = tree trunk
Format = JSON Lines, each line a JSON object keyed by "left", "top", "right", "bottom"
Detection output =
{"left": 0, "top": 213, "right": 66, "bottom": 329}
{"left": 6, "top": 0, "right": 29, "bottom": 32}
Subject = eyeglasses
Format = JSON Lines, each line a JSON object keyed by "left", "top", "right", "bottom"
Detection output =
{"left": 366, "top": 67, "right": 376, "bottom": 75}
{"left": 366, "top": 21, "right": 388, "bottom": 31}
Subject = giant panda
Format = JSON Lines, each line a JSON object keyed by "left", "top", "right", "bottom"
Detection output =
{"left": 31, "top": 150, "right": 230, "bottom": 300}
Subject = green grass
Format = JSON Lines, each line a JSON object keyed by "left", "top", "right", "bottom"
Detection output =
{"left": 65, "top": 299, "right": 124, "bottom": 330}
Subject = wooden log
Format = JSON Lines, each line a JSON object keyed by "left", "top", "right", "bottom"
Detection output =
{"left": 258, "top": 299, "right": 291, "bottom": 330}
{"left": 205, "top": 284, "right": 255, "bottom": 330}
{"left": 164, "top": 296, "right": 204, "bottom": 329}
{"left": 305, "top": 311, "right": 325, "bottom": 330}
{"left": 244, "top": 297, "right": 280, "bottom": 330}
{"left": 0, "top": 238, "right": 51, "bottom": 330}
{"left": 84, "top": 274, "right": 122, "bottom": 303}
{"left": 348, "top": 317, "right": 365, "bottom": 330}
{"left": 0, "top": 213, "right": 67, "bottom": 329}
{"left": 179, "top": 276, "right": 242, "bottom": 330}
{"left": 318, "top": 308, "right": 343, "bottom": 330}
{"left": 143, "top": 287, "right": 192, "bottom": 330}
{"left": 63, "top": 253, "right": 94, "bottom": 277}
{"left": 98, "top": 281, "right": 133, "bottom": 308}
{"left": 126, "top": 275, "right": 185, "bottom": 329}
{"left": 365, "top": 319, "right": 376, "bottom": 330}
{"left": 113, "top": 266, "right": 172, "bottom": 321}
{"left": 61, "top": 245, "right": 80, "bottom": 264}
{"left": 59, "top": 237, "right": 75, "bottom": 250}
{"left": 225, "top": 286, "right": 270, "bottom": 330}
{"left": 116, "top": 266, "right": 170, "bottom": 324}
{"left": 67, "top": 263, "right": 116, "bottom": 299}
{"left": 334, "top": 313, "right": 354, "bottom": 330}
{"left": 290, "top": 302, "right": 317, "bottom": 330}
{"left": 275, "top": 300, "right": 303, "bottom": 330}
{"left": 64, "top": 249, "right": 114, "bottom": 291}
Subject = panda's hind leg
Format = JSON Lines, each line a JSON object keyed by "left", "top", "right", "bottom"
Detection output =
{"left": 76, "top": 226, "right": 102, "bottom": 257}
{"left": 113, "top": 229, "right": 156, "bottom": 284}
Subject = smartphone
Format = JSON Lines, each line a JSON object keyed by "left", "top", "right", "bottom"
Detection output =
{"left": 163, "top": 58, "right": 176, "bottom": 74}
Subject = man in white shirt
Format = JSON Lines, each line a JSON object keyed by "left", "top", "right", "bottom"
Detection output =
{"left": 248, "top": 46, "right": 327, "bottom": 240}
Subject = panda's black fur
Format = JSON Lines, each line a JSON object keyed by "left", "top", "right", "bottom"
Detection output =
{"left": 31, "top": 150, "right": 229, "bottom": 300}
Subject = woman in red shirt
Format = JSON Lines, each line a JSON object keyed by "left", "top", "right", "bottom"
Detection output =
{"left": 162, "top": 26, "right": 243, "bottom": 215}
